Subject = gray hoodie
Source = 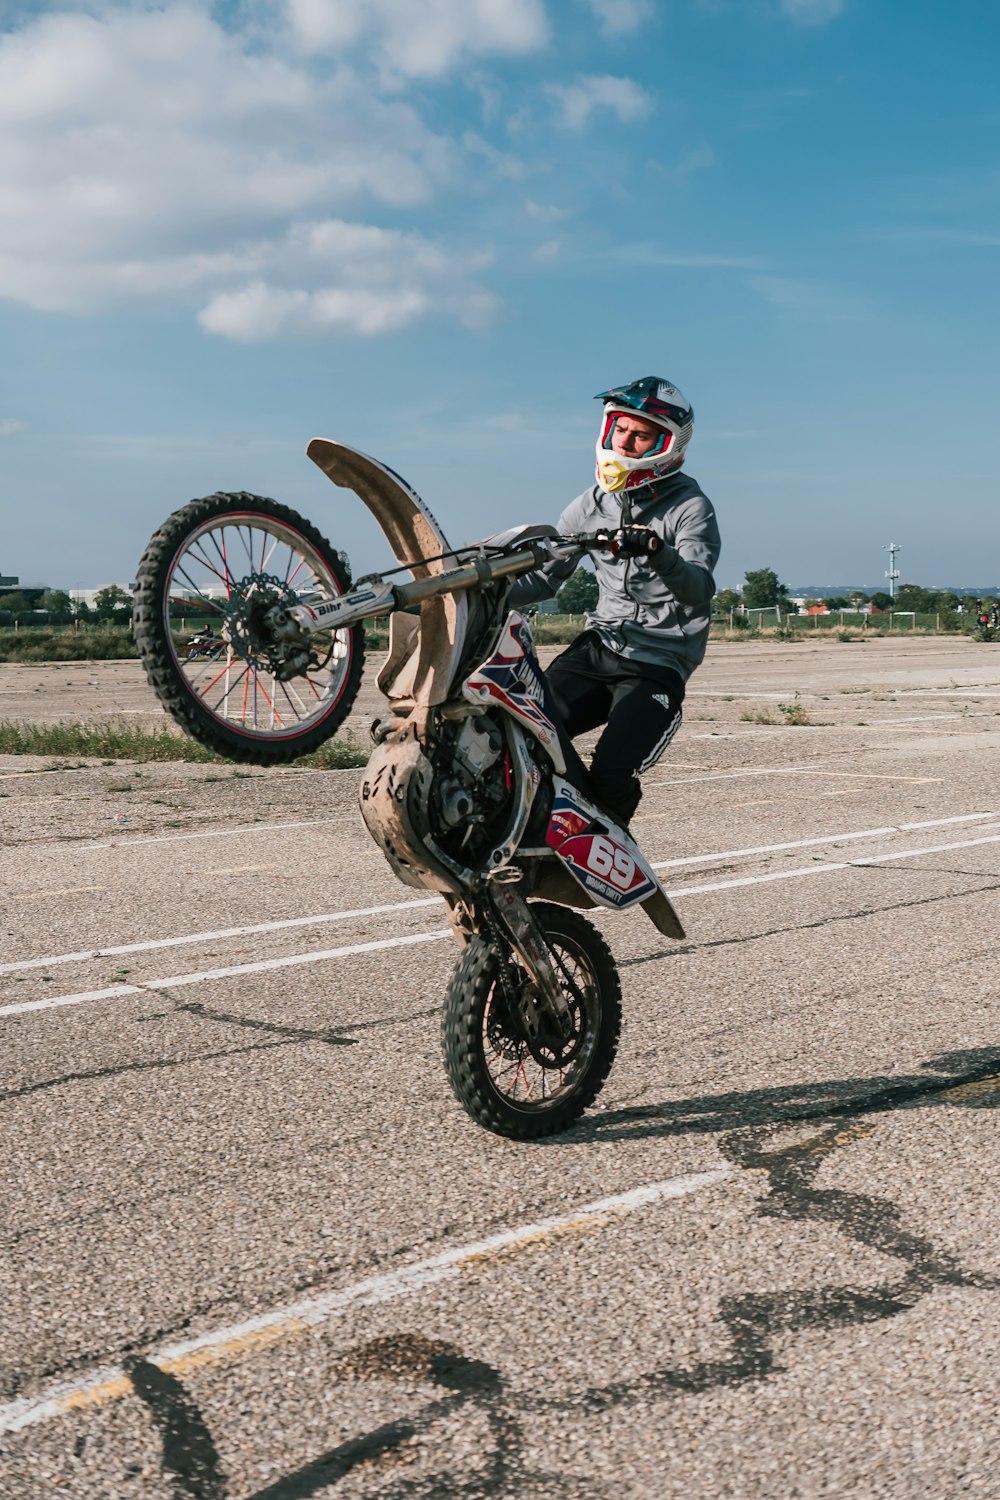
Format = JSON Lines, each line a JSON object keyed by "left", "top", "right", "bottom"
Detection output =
{"left": 516, "top": 471, "right": 721, "bottom": 682}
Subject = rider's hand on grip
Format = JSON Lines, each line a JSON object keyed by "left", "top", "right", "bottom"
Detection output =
{"left": 607, "top": 525, "right": 662, "bottom": 559}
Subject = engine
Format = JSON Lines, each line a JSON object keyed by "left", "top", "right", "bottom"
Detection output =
{"left": 428, "top": 712, "right": 510, "bottom": 863}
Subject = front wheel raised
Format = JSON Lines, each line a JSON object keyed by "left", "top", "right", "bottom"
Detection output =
{"left": 132, "top": 492, "right": 364, "bottom": 763}
{"left": 441, "top": 903, "right": 622, "bottom": 1139}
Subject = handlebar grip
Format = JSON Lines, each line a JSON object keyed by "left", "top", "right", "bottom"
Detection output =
{"left": 577, "top": 527, "right": 663, "bottom": 558}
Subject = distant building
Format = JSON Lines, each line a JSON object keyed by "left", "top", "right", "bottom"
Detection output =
{"left": 0, "top": 574, "right": 50, "bottom": 604}
{"left": 69, "top": 585, "right": 134, "bottom": 609}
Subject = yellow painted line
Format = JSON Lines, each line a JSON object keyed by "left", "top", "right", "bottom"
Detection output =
{"left": 806, "top": 1122, "right": 876, "bottom": 1156}
{"left": 13, "top": 886, "right": 106, "bottom": 902}
{"left": 0, "top": 1168, "right": 732, "bottom": 1437}
{"left": 62, "top": 1376, "right": 132, "bottom": 1414}
{"left": 938, "top": 1072, "right": 1000, "bottom": 1104}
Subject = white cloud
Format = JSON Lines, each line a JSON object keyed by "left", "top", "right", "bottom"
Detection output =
{"left": 524, "top": 200, "right": 568, "bottom": 221}
{"left": 196, "top": 218, "right": 499, "bottom": 341}
{"left": 0, "top": 4, "right": 487, "bottom": 335}
{"left": 583, "top": 0, "right": 655, "bottom": 36}
{"left": 779, "top": 0, "right": 845, "bottom": 23}
{"left": 547, "top": 74, "right": 653, "bottom": 131}
{"left": 532, "top": 239, "right": 562, "bottom": 262}
{"left": 0, "top": 418, "right": 26, "bottom": 436}
{"left": 287, "top": 0, "right": 549, "bottom": 76}
{"left": 613, "top": 245, "right": 765, "bottom": 269}
{"left": 462, "top": 131, "right": 526, "bottom": 180}
{"left": 751, "top": 275, "right": 868, "bottom": 320}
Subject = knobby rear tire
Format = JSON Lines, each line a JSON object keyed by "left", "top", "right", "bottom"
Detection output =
{"left": 441, "top": 902, "right": 622, "bottom": 1140}
{"left": 132, "top": 492, "right": 365, "bottom": 764}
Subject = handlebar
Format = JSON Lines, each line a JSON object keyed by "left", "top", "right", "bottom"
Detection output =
{"left": 278, "top": 528, "right": 659, "bottom": 639}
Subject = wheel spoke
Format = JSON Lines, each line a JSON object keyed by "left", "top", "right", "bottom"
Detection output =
{"left": 208, "top": 530, "right": 234, "bottom": 598}
{"left": 172, "top": 563, "right": 225, "bottom": 615}
{"left": 189, "top": 544, "right": 232, "bottom": 592}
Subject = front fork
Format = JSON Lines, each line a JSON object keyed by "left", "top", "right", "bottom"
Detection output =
{"left": 486, "top": 883, "right": 574, "bottom": 1052}
{"left": 446, "top": 878, "right": 572, "bottom": 1042}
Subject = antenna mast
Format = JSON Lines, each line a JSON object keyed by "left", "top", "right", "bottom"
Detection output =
{"left": 884, "top": 542, "right": 901, "bottom": 601}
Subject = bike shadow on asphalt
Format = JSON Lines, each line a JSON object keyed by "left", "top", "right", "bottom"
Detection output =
{"left": 546, "top": 1045, "right": 1000, "bottom": 1146}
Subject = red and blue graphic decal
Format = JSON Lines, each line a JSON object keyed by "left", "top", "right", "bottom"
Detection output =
{"left": 463, "top": 613, "right": 560, "bottom": 752}
{"left": 546, "top": 788, "right": 657, "bottom": 909}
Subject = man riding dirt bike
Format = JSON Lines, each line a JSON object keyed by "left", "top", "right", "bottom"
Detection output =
{"left": 132, "top": 378, "right": 720, "bottom": 1140}
{"left": 512, "top": 376, "right": 721, "bottom": 826}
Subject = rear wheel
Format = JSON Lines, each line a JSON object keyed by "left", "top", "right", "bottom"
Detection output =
{"left": 132, "top": 493, "right": 364, "bottom": 763}
{"left": 441, "top": 903, "right": 622, "bottom": 1139}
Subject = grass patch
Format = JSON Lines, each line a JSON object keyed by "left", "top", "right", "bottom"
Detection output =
{"left": 0, "top": 719, "right": 368, "bottom": 768}
{"left": 0, "top": 628, "right": 138, "bottom": 662}
{"left": 778, "top": 701, "right": 812, "bottom": 726}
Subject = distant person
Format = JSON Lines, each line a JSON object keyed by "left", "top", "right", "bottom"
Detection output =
{"left": 514, "top": 376, "right": 721, "bottom": 825}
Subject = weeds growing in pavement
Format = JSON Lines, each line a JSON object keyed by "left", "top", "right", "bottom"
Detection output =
{"left": 740, "top": 708, "right": 776, "bottom": 724}
{"left": 0, "top": 719, "right": 369, "bottom": 768}
{"left": 778, "top": 701, "right": 812, "bottom": 725}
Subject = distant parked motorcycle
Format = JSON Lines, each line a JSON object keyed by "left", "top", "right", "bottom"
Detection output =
{"left": 184, "top": 627, "right": 225, "bottom": 661}
{"left": 133, "top": 442, "right": 684, "bottom": 1138}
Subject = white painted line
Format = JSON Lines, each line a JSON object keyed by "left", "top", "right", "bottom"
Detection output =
{"left": 650, "top": 810, "right": 1000, "bottom": 871}
{"left": 644, "top": 765, "right": 942, "bottom": 787}
{"left": 645, "top": 764, "right": 819, "bottom": 787}
{"left": 0, "top": 1166, "right": 733, "bottom": 1437}
{"left": 0, "top": 898, "right": 440, "bottom": 977}
{"left": 7, "top": 825, "right": 1000, "bottom": 1021}
{"left": 872, "top": 713, "right": 961, "bottom": 724}
{"left": 894, "top": 689, "right": 1000, "bottom": 698}
{"left": 4, "top": 811, "right": 997, "bottom": 981}
{"left": 672, "top": 828, "right": 1000, "bottom": 898}
{"left": 0, "top": 931, "right": 452, "bottom": 1018}
{"left": 66, "top": 817, "right": 344, "bottom": 853}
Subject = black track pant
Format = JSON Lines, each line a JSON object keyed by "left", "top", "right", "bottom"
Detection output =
{"left": 545, "top": 631, "right": 685, "bottom": 825}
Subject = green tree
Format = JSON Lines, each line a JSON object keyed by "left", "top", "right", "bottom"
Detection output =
{"left": 0, "top": 592, "right": 30, "bottom": 624}
{"left": 557, "top": 569, "right": 599, "bottom": 614}
{"left": 824, "top": 596, "right": 849, "bottom": 610}
{"left": 742, "top": 568, "right": 789, "bottom": 609}
{"left": 848, "top": 590, "right": 870, "bottom": 608}
{"left": 713, "top": 588, "right": 742, "bottom": 614}
{"left": 40, "top": 590, "right": 74, "bottom": 624}
{"left": 93, "top": 584, "right": 133, "bottom": 623}
{"left": 894, "top": 583, "right": 936, "bottom": 613}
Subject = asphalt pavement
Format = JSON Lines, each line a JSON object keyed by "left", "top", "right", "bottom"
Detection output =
{"left": 1, "top": 636, "right": 999, "bottom": 1498}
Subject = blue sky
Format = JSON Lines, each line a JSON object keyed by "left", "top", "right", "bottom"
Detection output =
{"left": 1, "top": 0, "right": 998, "bottom": 590}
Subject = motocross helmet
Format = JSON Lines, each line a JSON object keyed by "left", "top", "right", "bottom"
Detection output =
{"left": 594, "top": 375, "right": 694, "bottom": 494}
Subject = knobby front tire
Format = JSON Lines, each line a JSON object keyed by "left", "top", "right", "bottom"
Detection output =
{"left": 133, "top": 493, "right": 365, "bottom": 764}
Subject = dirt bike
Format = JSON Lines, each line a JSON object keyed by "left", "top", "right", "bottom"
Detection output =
{"left": 133, "top": 441, "right": 685, "bottom": 1139}
{"left": 185, "top": 627, "right": 225, "bottom": 661}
